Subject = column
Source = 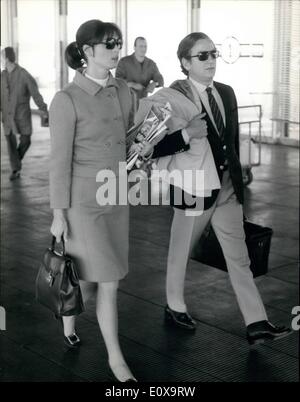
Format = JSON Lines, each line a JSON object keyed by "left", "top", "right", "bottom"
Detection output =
{"left": 114, "top": 0, "right": 127, "bottom": 57}
{"left": 1, "top": 0, "right": 18, "bottom": 51}
{"left": 191, "top": 0, "right": 201, "bottom": 32}
{"left": 56, "top": 0, "right": 68, "bottom": 89}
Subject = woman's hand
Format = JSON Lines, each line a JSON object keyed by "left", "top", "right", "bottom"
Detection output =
{"left": 130, "top": 140, "right": 154, "bottom": 159}
{"left": 50, "top": 209, "right": 69, "bottom": 243}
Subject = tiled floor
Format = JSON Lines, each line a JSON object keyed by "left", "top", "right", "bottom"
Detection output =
{"left": 0, "top": 116, "right": 299, "bottom": 382}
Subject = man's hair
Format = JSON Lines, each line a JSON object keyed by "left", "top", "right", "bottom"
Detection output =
{"left": 177, "top": 32, "right": 212, "bottom": 76}
{"left": 4, "top": 47, "right": 16, "bottom": 63}
{"left": 134, "top": 37, "right": 146, "bottom": 46}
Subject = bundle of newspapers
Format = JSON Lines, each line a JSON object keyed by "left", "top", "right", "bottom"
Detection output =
{"left": 126, "top": 102, "right": 171, "bottom": 171}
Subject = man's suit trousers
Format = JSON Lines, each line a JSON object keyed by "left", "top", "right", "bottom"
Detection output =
{"left": 167, "top": 171, "right": 268, "bottom": 326}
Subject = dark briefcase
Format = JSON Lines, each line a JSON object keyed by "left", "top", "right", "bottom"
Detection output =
{"left": 40, "top": 113, "right": 49, "bottom": 127}
{"left": 191, "top": 220, "right": 273, "bottom": 277}
{"left": 35, "top": 237, "right": 84, "bottom": 317}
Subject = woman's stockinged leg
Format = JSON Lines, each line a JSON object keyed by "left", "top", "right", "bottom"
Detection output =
{"left": 81, "top": 280, "right": 97, "bottom": 304}
{"left": 62, "top": 281, "right": 96, "bottom": 337}
{"left": 97, "top": 280, "right": 135, "bottom": 382}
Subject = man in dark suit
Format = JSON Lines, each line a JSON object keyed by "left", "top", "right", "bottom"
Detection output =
{"left": 161, "top": 32, "right": 291, "bottom": 345}
{"left": 1, "top": 47, "right": 48, "bottom": 180}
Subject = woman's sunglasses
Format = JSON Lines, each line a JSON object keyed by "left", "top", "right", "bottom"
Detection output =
{"left": 190, "top": 50, "right": 220, "bottom": 61}
{"left": 97, "top": 38, "right": 123, "bottom": 50}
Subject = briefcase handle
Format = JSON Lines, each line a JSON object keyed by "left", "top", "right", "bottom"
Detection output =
{"left": 51, "top": 236, "right": 66, "bottom": 256}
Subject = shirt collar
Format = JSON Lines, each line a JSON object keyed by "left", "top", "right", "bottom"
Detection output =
{"left": 189, "top": 77, "right": 214, "bottom": 94}
{"left": 73, "top": 69, "right": 119, "bottom": 95}
{"left": 6, "top": 64, "right": 18, "bottom": 74}
{"left": 131, "top": 53, "right": 148, "bottom": 64}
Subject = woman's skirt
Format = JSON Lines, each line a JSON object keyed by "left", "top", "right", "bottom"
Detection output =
{"left": 65, "top": 175, "right": 129, "bottom": 282}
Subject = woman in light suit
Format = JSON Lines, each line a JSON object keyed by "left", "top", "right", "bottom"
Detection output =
{"left": 49, "top": 19, "right": 138, "bottom": 382}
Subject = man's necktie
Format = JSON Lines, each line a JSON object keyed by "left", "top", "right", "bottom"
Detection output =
{"left": 206, "top": 87, "right": 225, "bottom": 139}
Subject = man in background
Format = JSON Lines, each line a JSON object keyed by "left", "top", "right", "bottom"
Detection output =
{"left": 1, "top": 47, "right": 48, "bottom": 180}
{"left": 116, "top": 37, "right": 164, "bottom": 105}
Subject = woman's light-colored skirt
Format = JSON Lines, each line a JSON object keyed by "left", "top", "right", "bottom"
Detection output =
{"left": 66, "top": 176, "right": 129, "bottom": 283}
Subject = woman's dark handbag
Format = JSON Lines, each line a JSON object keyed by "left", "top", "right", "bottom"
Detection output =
{"left": 191, "top": 219, "right": 273, "bottom": 277}
{"left": 35, "top": 237, "right": 84, "bottom": 317}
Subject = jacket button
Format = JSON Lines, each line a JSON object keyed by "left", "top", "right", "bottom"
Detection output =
{"left": 220, "top": 165, "right": 224, "bottom": 170}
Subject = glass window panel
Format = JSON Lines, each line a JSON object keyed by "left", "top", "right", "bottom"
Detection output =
{"left": 17, "top": 0, "right": 56, "bottom": 105}
{"left": 67, "top": 0, "right": 114, "bottom": 81}
{"left": 199, "top": 0, "right": 274, "bottom": 137}
{"left": 127, "top": 0, "right": 188, "bottom": 87}
{"left": 1, "top": 0, "right": 9, "bottom": 47}
{"left": 67, "top": 0, "right": 114, "bottom": 41}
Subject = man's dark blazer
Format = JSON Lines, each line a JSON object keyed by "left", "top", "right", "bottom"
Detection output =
{"left": 152, "top": 129, "right": 189, "bottom": 158}
{"left": 153, "top": 79, "right": 244, "bottom": 209}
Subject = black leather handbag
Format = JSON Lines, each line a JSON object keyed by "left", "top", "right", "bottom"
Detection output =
{"left": 191, "top": 219, "right": 273, "bottom": 277}
{"left": 35, "top": 237, "right": 84, "bottom": 317}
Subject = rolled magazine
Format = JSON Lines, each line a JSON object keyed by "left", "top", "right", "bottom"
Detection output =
{"left": 126, "top": 102, "right": 172, "bottom": 170}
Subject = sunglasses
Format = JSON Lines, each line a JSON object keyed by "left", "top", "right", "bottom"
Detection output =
{"left": 97, "top": 38, "right": 123, "bottom": 50}
{"left": 190, "top": 50, "right": 220, "bottom": 61}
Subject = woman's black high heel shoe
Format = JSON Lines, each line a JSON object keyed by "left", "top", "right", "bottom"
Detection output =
{"left": 55, "top": 315, "right": 81, "bottom": 348}
{"left": 64, "top": 333, "right": 81, "bottom": 348}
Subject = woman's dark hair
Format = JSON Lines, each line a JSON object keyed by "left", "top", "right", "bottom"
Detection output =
{"left": 177, "top": 32, "right": 212, "bottom": 76}
{"left": 65, "top": 19, "right": 122, "bottom": 70}
{"left": 4, "top": 47, "right": 16, "bottom": 63}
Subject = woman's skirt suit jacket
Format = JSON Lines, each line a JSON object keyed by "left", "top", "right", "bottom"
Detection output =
{"left": 49, "top": 70, "right": 133, "bottom": 282}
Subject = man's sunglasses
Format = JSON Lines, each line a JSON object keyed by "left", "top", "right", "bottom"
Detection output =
{"left": 97, "top": 38, "right": 123, "bottom": 50}
{"left": 190, "top": 50, "right": 220, "bottom": 61}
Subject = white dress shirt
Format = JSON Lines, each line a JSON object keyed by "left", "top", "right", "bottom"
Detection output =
{"left": 189, "top": 77, "right": 226, "bottom": 135}
{"left": 188, "top": 77, "right": 228, "bottom": 167}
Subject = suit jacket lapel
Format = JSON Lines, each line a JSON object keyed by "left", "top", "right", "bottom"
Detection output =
{"left": 170, "top": 79, "right": 223, "bottom": 142}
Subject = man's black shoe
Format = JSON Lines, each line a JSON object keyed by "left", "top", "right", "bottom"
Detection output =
{"left": 247, "top": 320, "right": 292, "bottom": 345}
{"left": 164, "top": 305, "right": 196, "bottom": 330}
{"left": 9, "top": 170, "right": 21, "bottom": 181}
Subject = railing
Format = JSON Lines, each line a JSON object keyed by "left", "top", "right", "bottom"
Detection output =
{"left": 238, "top": 104, "right": 262, "bottom": 167}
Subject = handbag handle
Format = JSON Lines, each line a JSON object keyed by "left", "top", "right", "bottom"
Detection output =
{"left": 243, "top": 213, "right": 249, "bottom": 222}
{"left": 51, "top": 236, "right": 65, "bottom": 255}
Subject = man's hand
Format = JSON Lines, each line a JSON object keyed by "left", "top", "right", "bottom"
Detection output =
{"left": 127, "top": 82, "right": 145, "bottom": 91}
{"left": 185, "top": 113, "right": 208, "bottom": 140}
{"left": 41, "top": 110, "right": 49, "bottom": 126}
{"left": 146, "top": 81, "right": 157, "bottom": 94}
